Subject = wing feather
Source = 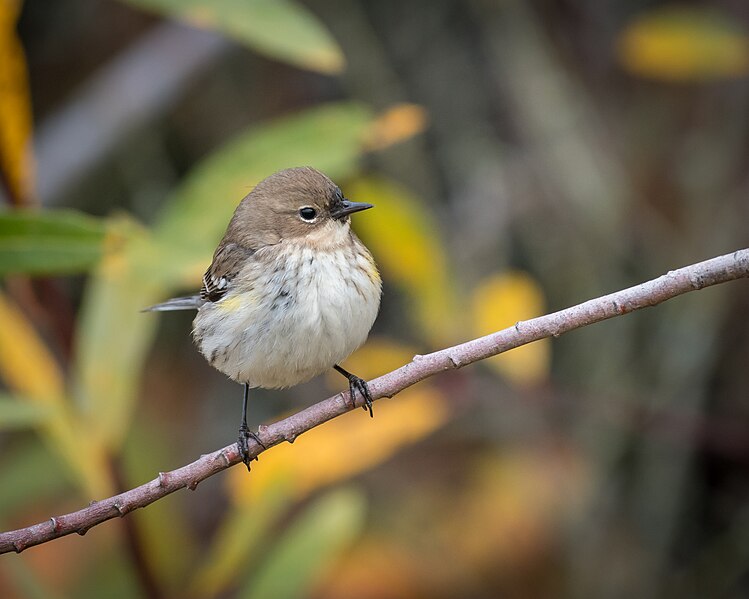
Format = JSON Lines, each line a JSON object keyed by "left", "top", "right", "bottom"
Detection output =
{"left": 201, "top": 243, "right": 255, "bottom": 302}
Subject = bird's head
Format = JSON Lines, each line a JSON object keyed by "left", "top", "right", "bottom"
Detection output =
{"left": 227, "top": 167, "right": 373, "bottom": 248}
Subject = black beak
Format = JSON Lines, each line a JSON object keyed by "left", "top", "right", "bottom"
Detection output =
{"left": 331, "top": 199, "right": 374, "bottom": 220}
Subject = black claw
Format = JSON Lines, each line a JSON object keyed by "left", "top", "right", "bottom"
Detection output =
{"left": 237, "top": 383, "right": 266, "bottom": 472}
{"left": 237, "top": 426, "right": 252, "bottom": 472}
{"left": 352, "top": 376, "right": 374, "bottom": 418}
{"left": 238, "top": 423, "right": 265, "bottom": 471}
{"left": 334, "top": 364, "right": 374, "bottom": 417}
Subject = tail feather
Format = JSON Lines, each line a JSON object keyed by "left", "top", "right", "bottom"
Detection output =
{"left": 142, "top": 295, "right": 203, "bottom": 312}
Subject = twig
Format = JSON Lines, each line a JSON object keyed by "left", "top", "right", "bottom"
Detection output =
{"left": 1, "top": 249, "right": 747, "bottom": 554}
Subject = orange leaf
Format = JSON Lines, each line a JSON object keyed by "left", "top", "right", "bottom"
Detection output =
{"left": 362, "top": 103, "right": 428, "bottom": 151}
{"left": 0, "top": 0, "right": 35, "bottom": 204}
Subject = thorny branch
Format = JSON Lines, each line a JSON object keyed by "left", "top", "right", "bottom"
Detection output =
{"left": 1, "top": 248, "right": 748, "bottom": 554}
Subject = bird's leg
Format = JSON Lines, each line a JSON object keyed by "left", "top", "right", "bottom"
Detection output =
{"left": 333, "top": 364, "right": 374, "bottom": 417}
{"left": 238, "top": 383, "right": 266, "bottom": 471}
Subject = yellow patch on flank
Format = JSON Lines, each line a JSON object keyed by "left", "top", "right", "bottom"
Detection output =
{"left": 217, "top": 295, "right": 249, "bottom": 313}
{"left": 363, "top": 255, "right": 381, "bottom": 284}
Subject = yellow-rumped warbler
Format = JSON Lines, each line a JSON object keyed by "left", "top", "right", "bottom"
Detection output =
{"left": 146, "top": 167, "right": 381, "bottom": 467}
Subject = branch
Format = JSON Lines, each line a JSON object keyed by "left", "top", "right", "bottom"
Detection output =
{"left": 2, "top": 249, "right": 747, "bottom": 554}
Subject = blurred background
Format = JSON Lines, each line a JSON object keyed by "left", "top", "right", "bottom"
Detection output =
{"left": 1, "top": 0, "right": 749, "bottom": 597}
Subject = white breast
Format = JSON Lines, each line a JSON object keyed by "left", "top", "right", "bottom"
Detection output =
{"left": 193, "top": 240, "right": 381, "bottom": 389}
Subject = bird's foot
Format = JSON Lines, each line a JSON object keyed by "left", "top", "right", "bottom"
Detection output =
{"left": 238, "top": 423, "right": 266, "bottom": 472}
{"left": 334, "top": 364, "right": 375, "bottom": 417}
{"left": 348, "top": 375, "right": 374, "bottom": 418}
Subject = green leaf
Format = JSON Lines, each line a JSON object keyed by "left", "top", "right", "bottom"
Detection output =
{"left": 123, "top": 0, "right": 345, "bottom": 74}
{"left": 0, "top": 393, "right": 51, "bottom": 429}
{"left": 0, "top": 438, "right": 73, "bottom": 518}
{"left": 0, "top": 210, "right": 106, "bottom": 275}
{"left": 153, "top": 102, "right": 374, "bottom": 286}
{"left": 242, "top": 487, "right": 366, "bottom": 599}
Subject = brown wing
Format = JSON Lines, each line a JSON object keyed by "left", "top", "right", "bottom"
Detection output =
{"left": 201, "top": 242, "right": 255, "bottom": 303}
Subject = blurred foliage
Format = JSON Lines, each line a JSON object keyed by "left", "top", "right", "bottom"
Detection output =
{"left": 0, "top": 394, "right": 49, "bottom": 430}
{"left": 0, "top": 211, "right": 107, "bottom": 276}
{"left": 1, "top": 0, "right": 749, "bottom": 598}
{"left": 618, "top": 6, "right": 749, "bottom": 81}
{"left": 121, "top": 0, "right": 345, "bottom": 74}
{"left": 349, "top": 177, "right": 460, "bottom": 345}
{"left": 0, "top": 0, "right": 34, "bottom": 204}
{"left": 240, "top": 487, "right": 366, "bottom": 599}
{"left": 0, "top": 291, "right": 109, "bottom": 497}
{"left": 361, "top": 103, "right": 429, "bottom": 151}
{"left": 471, "top": 271, "right": 550, "bottom": 387}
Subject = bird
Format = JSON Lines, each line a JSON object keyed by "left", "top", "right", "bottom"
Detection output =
{"left": 145, "top": 167, "right": 382, "bottom": 468}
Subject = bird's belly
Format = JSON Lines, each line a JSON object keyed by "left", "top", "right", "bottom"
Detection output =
{"left": 192, "top": 247, "right": 380, "bottom": 389}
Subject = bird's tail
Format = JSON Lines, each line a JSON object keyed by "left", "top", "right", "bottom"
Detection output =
{"left": 142, "top": 295, "right": 203, "bottom": 312}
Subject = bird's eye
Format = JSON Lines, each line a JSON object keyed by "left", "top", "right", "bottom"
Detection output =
{"left": 299, "top": 207, "right": 317, "bottom": 221}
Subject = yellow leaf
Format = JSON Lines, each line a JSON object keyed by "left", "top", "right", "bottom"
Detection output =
{"left": 617, "top": 7, "right": 749, "bottom": 81}
{"left": 227, "top": 338, "right": 450, "bottom": 505}
{"left": 346, "top": 177, "right": 458, "bottom": 345}
{"left": 0, "top": 292, "right": 110, "bottom": 496}
{"left": 443, "top": 447, "right": 590, "bottom": 570}
{"left": 75, "top": 220, "right": 163, "bottom": 451}
{"left": 471, "top": 271, "right": 550, "bottom": 387}
{"left": 0, "top": 0, "right": 35, "bottom": 204}
{"left": 0, "top": 293, "right": 64, "bottom": 401}
{"left": 322, "top": 448, "right": 592, "bottom": 598}
{"left": 316, "top": 537, "right": 423, "bottom": 599}
{"left": 322, "top": 447, "right": 590, "bottom": 595}
{"left": 362, "top": 103, "right": 429, "bottom": 151}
